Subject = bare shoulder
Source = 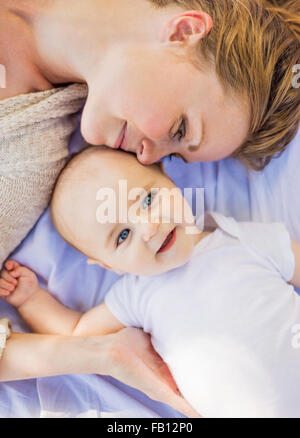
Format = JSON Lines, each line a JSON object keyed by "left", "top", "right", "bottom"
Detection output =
{"left": 0, "top": 78, "right": 53, "bottom": 101}
{"left": 0, "top": 5, "right": 53, "bottom": 101}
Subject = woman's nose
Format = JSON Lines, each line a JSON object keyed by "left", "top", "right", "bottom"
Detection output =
{"left": 142, "top": 222, "right": 159, "bottom": 242}
{"left": 138, "top": 138, "right": 171, "bottom": 165}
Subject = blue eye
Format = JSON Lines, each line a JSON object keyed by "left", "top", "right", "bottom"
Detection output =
{"left": 143, "top": 189, "right": 157, "bottom": 209}
{"left": 117, "top": 229, "right": 130, "bottom": 246}
{"left": 143, "top": 192, "right": 154, "bottom": 209}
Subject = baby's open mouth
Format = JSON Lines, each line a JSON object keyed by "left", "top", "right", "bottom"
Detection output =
{"left": 157, "top": 228, "right": 176, "bottom": 253}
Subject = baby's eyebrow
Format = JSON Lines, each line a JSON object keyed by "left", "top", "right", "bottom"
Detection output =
{"left": 127, "top": 181, "right": 157, "bottom": 208}
{"left": 106, "top": 223, "right": 119, "bottom": 248}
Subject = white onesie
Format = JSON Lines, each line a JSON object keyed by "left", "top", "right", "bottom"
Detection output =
{"left": 105, "top": 212, "right": 300, "bottom": 418}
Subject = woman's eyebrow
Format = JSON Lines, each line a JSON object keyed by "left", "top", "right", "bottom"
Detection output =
{"left": 188, "top": 144, "right": 201, "bottom": 153}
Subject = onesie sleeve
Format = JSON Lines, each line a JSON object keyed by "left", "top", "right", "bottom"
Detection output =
{"left": 105, "top": 274, "right": 143, "bottom": 329}
{"left": 237, "top": 221, "right": 295, "bottom": 282}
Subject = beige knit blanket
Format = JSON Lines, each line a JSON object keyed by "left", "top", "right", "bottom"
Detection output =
{"left": 0, "top": 83, "right": 88, "bottom": 269}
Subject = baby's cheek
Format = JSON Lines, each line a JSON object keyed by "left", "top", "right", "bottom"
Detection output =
{"left": 133, "top": 254, "right": 158, "bottom": 276}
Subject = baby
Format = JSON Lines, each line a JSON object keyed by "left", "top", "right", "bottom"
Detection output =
{"left": 1, "top": 146, "right": 300, "bottom": 418}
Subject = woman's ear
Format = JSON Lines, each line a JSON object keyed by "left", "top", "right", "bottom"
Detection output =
{"left": 87, "top": 258, "right": 125, "bottom": 275}
{"left": 160, "top": 11, "right": 213, "bottom": 46}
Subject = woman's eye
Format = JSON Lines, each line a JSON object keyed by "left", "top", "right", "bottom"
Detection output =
{"left": 117, "top": 229, "right": 130, "bottom": 246}
{"left": 173, "top": 117, "right": 186, "bottom": 142}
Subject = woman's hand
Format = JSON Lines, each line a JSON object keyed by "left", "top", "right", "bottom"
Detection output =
{"left": 101, "top": 327, "right": 201, "bottom": 418}
{"left": 0, "top": 328, "right": 200, "bottom": 417}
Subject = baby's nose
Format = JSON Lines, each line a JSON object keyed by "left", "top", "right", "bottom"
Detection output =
{"left": 142, "top": 222, "right": 159, "bottom": 242}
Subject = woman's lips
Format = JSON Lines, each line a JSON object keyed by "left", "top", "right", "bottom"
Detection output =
{"left": 157, "top": 228, "right": 176, "bottom": 253}
{"left": 114, "top": 122, "right": 127, "bottom": 149}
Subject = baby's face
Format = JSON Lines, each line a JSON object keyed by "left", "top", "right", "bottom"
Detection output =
{"left": 64, "top": 149, "right": 199, "bottom": 276}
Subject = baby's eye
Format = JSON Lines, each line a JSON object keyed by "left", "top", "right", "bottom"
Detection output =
{"left": 143, "top": 192, "right": 154, "bottom": 209}
{"left": 173, "top": 117, "right": 186, "bottom": 142}
{"left": 117, "top": 229, "right": 130, "bottom": 246}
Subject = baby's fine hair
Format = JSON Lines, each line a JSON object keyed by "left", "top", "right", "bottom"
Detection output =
{"left": 49, "top": 145, "right": 108, "bottom": 255}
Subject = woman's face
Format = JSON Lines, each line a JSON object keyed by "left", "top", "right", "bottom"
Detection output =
{"left": 81, "top": 43, "right": 251, "bottom": 165}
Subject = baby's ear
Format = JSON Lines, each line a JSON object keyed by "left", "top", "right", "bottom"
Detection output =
{"left": 87, "top": 258, "right": 125, "bottom": 275}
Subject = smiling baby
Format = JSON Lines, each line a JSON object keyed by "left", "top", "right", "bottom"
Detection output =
{"left": 1, "top": 146, "right": 300, "bottom": 418}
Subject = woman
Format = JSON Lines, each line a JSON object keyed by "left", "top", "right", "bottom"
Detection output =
{"left": 0, "top": 0, "right": 299, "bottom": 416}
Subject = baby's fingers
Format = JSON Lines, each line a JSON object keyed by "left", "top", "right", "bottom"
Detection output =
{"left": 5, "top": 260, "right": 20, "bottom": 272}
{"left": 9, "top": 266, "right": 32, "bottom": 280}
{"left": 1, "top": 269, "right": 18, "bottom": 286}
{"left": 0, "top": 278, "right": 16, "bottom": 295}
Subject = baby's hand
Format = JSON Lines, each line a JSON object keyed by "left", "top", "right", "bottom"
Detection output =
{"left": 0, "top": 260, "right": 40, "bottom": 308}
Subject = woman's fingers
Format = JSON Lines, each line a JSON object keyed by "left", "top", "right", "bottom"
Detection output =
{"left": 165, "top": 392, "right": 201, "bottom": 418}
{"left": 153, "top": 361, "right": 180, "bottom": 395}
{"left": 151, "top": 378, "right": 200, "bottom": 417}
{"left": 140, "top": 344, "right": 180, "bottom": 394}
{"left": 106, "top": 328, "right": 202, "bottom": 418}
{"left": 135, "top": 359, "right": 200, "bottom": 418}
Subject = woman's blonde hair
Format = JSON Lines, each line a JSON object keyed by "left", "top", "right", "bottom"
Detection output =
{"left": 149, "top": 0, "right": 300, "bottom": 170}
